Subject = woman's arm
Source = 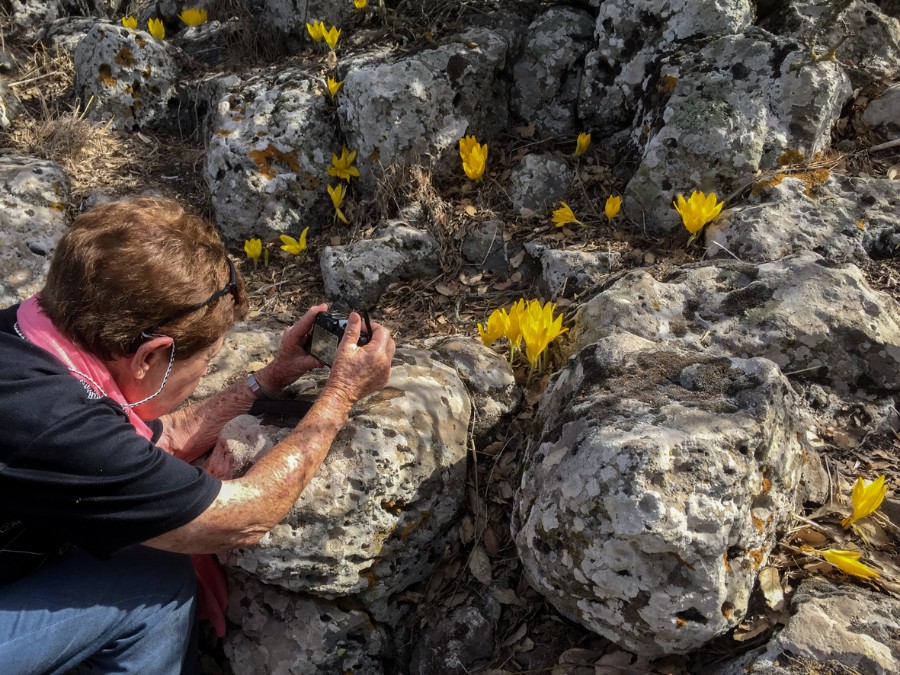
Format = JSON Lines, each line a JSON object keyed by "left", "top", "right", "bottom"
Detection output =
{"left": 157, "top": 303, "right": 328, "bottom": 462}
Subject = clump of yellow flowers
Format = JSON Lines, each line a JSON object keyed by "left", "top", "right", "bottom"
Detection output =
{"left": 179, "top": 8, "right": 208, "bottom": 26}
{"left": 673, "top": 190, "right": 724, "bottom": 245}
{"left": 842, "top": 475, "right": 887, "bottom": 529}
{"left": 478, "top": 299, "right": 567, "bottom": 373}
{"left": 459, "top": 135, "right": 488, "bottom": 182}
{"left": 147, "top": 17, "right": 165, "bottom": 40}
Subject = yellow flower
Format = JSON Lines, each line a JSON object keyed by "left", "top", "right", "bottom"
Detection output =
{"left": 121, "top": 16, "right": 137, "bottom": 29}
{"left": 673, "top": 190, "right": 724, "bottom": 235}
{"left": 327, "top": 147, "right": 360, "bottom": 180}
{"left": 551, "top": 202, "right": 582, "bottom": 228}
{"left": 842, "top": 475, "right": 887, "bottom": 528}
{"left": 244, "top": 238, "right": 262, "bottom": 268}
{"left": 323, "top": 25, "right": 341, "bottom": 50}
{"left": 605, "top": 195, "right": 622, "bottom": 222}
{"left": 306, "top": 20, "right": 325, "bottom": 41}
{"left": 459, "top": 135, "right": 488, "bottom": 182}
{"left": 328, "top": 183, "right": 349, "bottom": 224}
{"left": 179, "top": 8, "right": 208, "bottom": 26}
{"left": 519, "top": 299, "right": 568, "bottom": 370}
{"left": 354, "top": 0, "right": 368, "bottom": 8}
{"left": 326, "top": 76, "right": 343, "bottom": 99}
{"left": 820, "top": 549, "right": 879, "bottom": 580}
{"left": 279, "top": 227, "right": 309, "bottom": 255}
{"left": 574, "top": 132, "right": 591, "bottom": 157}
{"left": 147, "top": 18, "right": 165, "bottom": 40}
{"left": 505, "top": 299, "right": 525, "bottom": 349}
{"left": 477, "top": 308, "right": 509, "bottom": 347}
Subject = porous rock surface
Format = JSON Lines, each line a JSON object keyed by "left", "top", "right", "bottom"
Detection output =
{"left": 525, "top": 240, "right": 618, "bottom": 298}
{"left": 579, "top": 0, "right": 754, "bottom": 134}
{"left": 706, "top": 174, "right": 900, "bottom": 263}
{"left": 337, "top": 27, "right": 508, "bottom": 190}
{"left": 73, "top": 22, "right": 178, "bottom": 130}
{"left": 204, "top": 69, "right": 339, "bottom": 240}
{"left": 319, "top": 221, "right": 440, "bottom": 308}
{"left": 511, "top": 7, "right": 595, "bottom": 136}
{"left": 258, "top": 0, "right": 352, "bottom": 41}
{"left": 225, "top": 570, "right": 388, "bottom": 675}
{"left": 626, "top": 28, "right": 852, "bottom": 230}
{"left": 507, "top": 153, "right": 573, "bottom": 214}
{"left": 409, "top": 604, "right": 497, "bottom": 675}
{"left": 572, "top": 254, "right": 900, "bottom": 393}
{"left": 863, "top": 85, "right": 900, "bottom": 140}
{"left": 513, "top": 333, "right": 809, "bottom": 657}
{"left": 711, "top": 577, "right": 900, "bottom": 674}
{"left": 225, "top": 347, "right": 471, "bottom": 626}
{"left": 0, "top": 156, "right": 70, "bottom": 306}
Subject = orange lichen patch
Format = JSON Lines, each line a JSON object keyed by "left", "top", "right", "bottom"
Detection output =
{"left": 856, "top": 219, "right": 865, "bottom": 230}
{"left": 723, "top": 551, "right": 731, "bottom": 573}
{"left": 659, "top": 74, "right": 678, "bottom": 93}
{"left": 721, "top": 602, "right": 734, "bottom": 619}
{"left": 675, "top": 617, "right": 686, "bottom": 628}
{"left": 369, "top": 147, "right": 380, "bottom": 163}
{"left": 752, "top": 514, "right": 765, "bottom": 534}
{"left": 752, "top": 168, "right": 831, "bottom": 197}
{"left": 50, "top": 202, "right": 67, "bottom": 211}
{"left": 248, "top": 144, "right": 301, "bottom": 180}
{"left": 398, "top": 510, "right": 431, "bottom": 540}
{"left": 134, "top": 35, "right": 147, "bottom": 48}
{"left": 97, "top": 64, "right": 117, "bottom": 87}
{"left": 115, "top": 47, "right": 136, "bottom": 67}
{"left": 776, "top": 148, "right": 805, "bottom": 168}
{"left": 359, "top": 569, "right": 378, "bottom": 590}
{"left": 214, "top": 128, "right": 233, "bottom": 136}
{"left": 747, "top": 549, "right": 764, "bottom": 570}
{"left": 760, "top": 478, "right": 772, "bottom": 495}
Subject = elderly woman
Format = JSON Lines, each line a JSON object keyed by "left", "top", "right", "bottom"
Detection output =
{"left": 0, "top": 198, "right": 395, "bottom": 674}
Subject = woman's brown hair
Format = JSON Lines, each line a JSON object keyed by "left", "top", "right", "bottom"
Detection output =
{"left": 41, "top": 197, "right": 249, "bottom": 360}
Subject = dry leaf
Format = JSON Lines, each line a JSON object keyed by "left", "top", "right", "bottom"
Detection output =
{"left": 792, "top": 527, "right": 827, "bottom": 547}
{"left": 509, "top": 250, "right": 526, "bottom": 268}
{"left": 516, "top": 637, "right": 535, "bottom": 653}
{"left": 459, "top": 270, "right": 483, "bottom": 285}
{"left": 482, "top": 526, "right": 500, "bottom": 556}
{"left": 888, "top": 163, "right": 900, "bottom": 180}
{"left": 514, "top": 123, "right": 535, "bottom": 138}
{"left": 733, "top": 618, "right": 772, "bottom": 642}
{"left": 500, "top": 622, "right": 527, "bottom": 647}
{"left": 758, "top": 567, "right": 784, "bottom": 610}
{"left": 434, "top": 283, "right": 456, "bottom": 296}
{"left": 459, "top": 515, "right": 475, "bottom": 544}
{"left": 464, "top": 204, "right": 477, "bottom": 217}
{"left": 491, "top": 588, "right": 523, "bottom": 606}
{"left": 330, "top": 235, "right": 342, "bottom": 246}
{"left": 481, "top": 441, "right": 504, "bottom": 456}
{"left": 468, "top": 545, "right": 492, "bottom": 584}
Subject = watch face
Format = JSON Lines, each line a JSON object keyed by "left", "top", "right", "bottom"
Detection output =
{"left": 309, "top": 325, "right": 339, "bottom": 367}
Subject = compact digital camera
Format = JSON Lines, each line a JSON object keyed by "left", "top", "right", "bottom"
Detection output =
{"left": 308, "top": 310, "right": 371, "bottom": 367}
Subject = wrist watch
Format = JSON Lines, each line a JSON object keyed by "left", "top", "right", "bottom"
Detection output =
{"left": 247, "top": 372, "right": 274, "bottom": 399}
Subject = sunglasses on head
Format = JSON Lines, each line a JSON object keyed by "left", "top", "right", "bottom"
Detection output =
{"left": 130, "top": 257, "right": 239, "bottom": 351}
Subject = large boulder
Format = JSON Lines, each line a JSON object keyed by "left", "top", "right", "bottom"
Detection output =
{"left": 511, "top": 7, "right": 595, "bottom": 136}
{"left": 507, "top": 153, "right": 574, "bottom": 214}
{"left": 625, "top": 28, "right": 851, "bottom": 230}
{"left": 0, "top": 156, "right": 70, "bottom": 305}
{"left": 579, "top": 0, "right": 754, "bottom": 135}
{"left": 337, "top": 27, "right": 508, "bottom": 190}
{"left": 513, "top": 333, "right": 809, "bottom": 656}
{"left": 224, "top": 347, "right": 471, "bottom": 626}
{"left": 73, "top": 22, "right": 179, "bottom": 130}
{"left": 204, "top": 68, "right": 339, "bottom": 240}
{"left": 572, "top": 254, "right": 900, "bottom": 393}
{"left": 706, "top": 174, "right": 900, "bottom": 263}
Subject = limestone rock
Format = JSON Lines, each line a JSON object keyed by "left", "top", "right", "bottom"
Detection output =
{"left": 625, "top": 28, "right": 852, "bottom": 230}
{"left": 507, "top": 153, "right": 573, "bottom": 214}
{"left": 579, "top": 0, "right": 754, "bottom": 135}
{"left": 225, "top": 570, "right": 388, "bottom": 675}
{"left": 206, "top": 415, "right": 273, "bottom": 479}
{"left": 319, "top": 222, "right": 440, "bottom": 308}
{"left": 191, "top": 322, "right": 283, "bottom": 400}
{"left": 572, "top": 254, "right": 900, "bottom": 393}
{"left": 204, "top": 69, "right": 338, "bottom": 240}
{"left": 525, "top": 241, "right": 618, "bottom": 298}
{"left": 425, "top": 335, "right": 521, "bottom": 445}
{"left": 513, "top": 334, "right": 809, "bottom": 656}
{"left": 0, "top": 80, "right": 23, "bottom": 130}
{"left": 338, "top": 27, "right": 508, "bottom": 190}
{"left": 41, "top": 17, "right": 96, "bottom": 55}
{"left": 171, "top": 20, "right": 240, "bottom": 68}
{"left": 5, "top": 0, "right": 58, "bottom": 35}
{"left": 863, "top": 85, "right": 900, "bottom": 140}
{"left": 225, "top": 348, "right": 471, "bottom": 626}
{"left": 73, "top": 22, "right": 178, "bottom": 131}
{"left": 511, "top": 7, "right": 595, "bottom": 136}
{"left": 712, "top": 578, "right": 900, "bottom": 674}
{"left": 706, "top": 174, "right": 900, "bottom": 263}
{"left": 461, "top": 220, "right": 511, "bottom": 277}
{"left": 258, "top": 0, "right": 351, "bottom": 42}
{"left": 409, "top": 605, "right": 496, "bottom": 675}
{"left": 0, "top": 156, "right": 70, "bottom": 306}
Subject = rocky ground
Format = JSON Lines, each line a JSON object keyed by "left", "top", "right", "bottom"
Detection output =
{"left": 0, "top": 1, "right": 900, "bottom": 675}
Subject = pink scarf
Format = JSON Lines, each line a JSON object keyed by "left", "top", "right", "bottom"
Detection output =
{"left": 16, "top": 294, "right": 228, "bottom": 637}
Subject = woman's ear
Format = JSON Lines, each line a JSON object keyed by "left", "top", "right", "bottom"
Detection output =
{"left": 129, "top": 335, "right": 174, "bottom": 380}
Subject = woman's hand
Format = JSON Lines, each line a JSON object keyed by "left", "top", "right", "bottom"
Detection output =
{"left": 323, "top": 312, "right": 395, "bottom": 407}
{"left": 255, "top": 303, "right": 329, "bottom": 394}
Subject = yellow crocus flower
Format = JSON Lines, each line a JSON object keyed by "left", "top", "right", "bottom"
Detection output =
{"left": 306, "top": 20, "right": 325, "bottom": 41}
{"left": 574, "top": 132, "right": 591, "bottom": 157}
{"left": 121, "top": 16, "right": 138, "bottom": 29}
{"left": 326, "top": 76, "right": 343, "bottom": 99}
{"left": 477, "top": 308, "right": 509, "bottom": 347}
{"left": 323, "top": 25, "right": 341, "bottom": 50}
{"left": 605, "top": 195, "right": 622, "bottom": 222}
{"left": 459, "top": 135, "right": 488, "bottom": 182}
{"left": 179, "top": 8, "right": 208, "bottom": 26}
{"left": 279, "top": 227, "right": 309, "bottom": 255}
{"left": 328, "top": 183, "right": 349, "bottom": 224}
{"left": 820, "top": 549, "right": 879, "bottom": 580}
{"left": 551, "top": 202, "right": 582, "bottom": 228}
{"left": 842, "top": 475, "right": 887, "bottom": 528}
{"left": 354, "top": 0, "right": 368, "bottom": 8}
{"left": 673, "top": 190, "right": 724, "bottom": 235}
{"left": 147, "top": 18, "right": 165, "bottom": 40}
{"left": 244, "top": 238, "right": 263, "bottom": 268}
{"left": 327, "top": 147, "right": 360, "bottom": 181}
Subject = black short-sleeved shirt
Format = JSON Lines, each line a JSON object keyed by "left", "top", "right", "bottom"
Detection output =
{"left": 0, "top": 304, "right": 221, "bottom": 585}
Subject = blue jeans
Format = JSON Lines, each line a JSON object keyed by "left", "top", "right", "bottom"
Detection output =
{"left": 0, "top": 545, "right": 197, "bottom": 674}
